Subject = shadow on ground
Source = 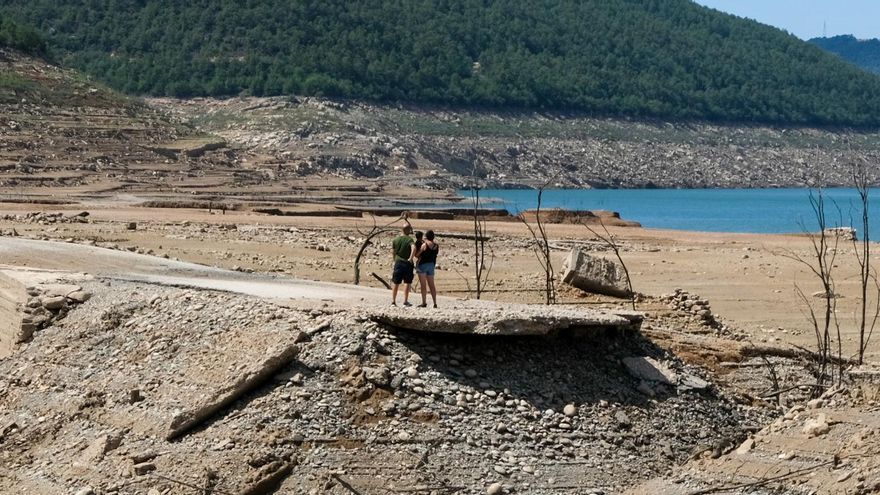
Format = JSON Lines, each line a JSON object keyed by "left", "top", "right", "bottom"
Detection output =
{"left": 390, "top": 326, "right": 705, "bottom": 411}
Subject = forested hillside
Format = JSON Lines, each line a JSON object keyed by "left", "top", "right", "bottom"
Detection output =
{"left": 811, "top": 35, "right": 880, "bottom": 75}
{"left": 4, "top": 1, "right": 880, "bottom": 126}
{"left": 0, "top": 18, "right": 46, "bottom": 55}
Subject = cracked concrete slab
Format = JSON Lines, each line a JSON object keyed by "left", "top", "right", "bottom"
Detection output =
{"left": 367, "top": 304, "right": 642, "bottom": 336}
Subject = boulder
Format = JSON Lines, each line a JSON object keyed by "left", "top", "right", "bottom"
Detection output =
{"left": 41, "top": 296, "right": 67, "bottom": 310}
{"left": 679, "top": 373, "right": 710, "bottom": 391}
{"left": 562, "top": 248, "right": 631, "bottom": 298}
{"left": 66, "top": 290, "right": 92, "bottom": 303}
{"left": 622, "top": 356, "right": 677, "bottom": 385}
{"left": 803, "top": 413, "right": 830, "bottom": 438}
{"left": 363, "top": 366, "right": 391, "bottom": 387}
{"left": 735, "top": 437, "right": 755, "bottom": 455}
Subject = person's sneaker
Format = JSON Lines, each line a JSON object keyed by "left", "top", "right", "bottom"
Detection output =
{"left": 433, "top": 304, "right": 438, "bottom": 308}
{"left": 417, "top": 303, "right": 427, "bottom": 308}
{"left": 391, "top": 302, "right": 397, "bottom": 306}
{"left": 403, "top": 301, "right": 412, "bottom": 307}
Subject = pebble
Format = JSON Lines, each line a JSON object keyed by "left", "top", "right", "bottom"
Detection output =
{"left": 563, "top": 404, "right": 577, "bottom": 417}
{"left": 132, "top": 462, "right": 156, "bottom": 475}
{"left": 487, "top": 482, "right": 503, "bottom": 495}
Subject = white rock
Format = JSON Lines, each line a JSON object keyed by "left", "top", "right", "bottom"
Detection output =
{"left": 735, "top": 437, "right": 754, "bottom": 455}
{"left": 622, "top": 356, "right": 677, "bottom": 385}
{"left": 803, "top": 413, "right": 830, "bottom": 438}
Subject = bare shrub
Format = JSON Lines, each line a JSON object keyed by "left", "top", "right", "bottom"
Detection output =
{"left": 518, "top": 179, "right": 556, "bottom": 305}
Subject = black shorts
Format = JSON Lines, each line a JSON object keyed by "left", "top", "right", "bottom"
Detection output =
{"left": 392, "top": 260, "right": 414, "bottom": 284}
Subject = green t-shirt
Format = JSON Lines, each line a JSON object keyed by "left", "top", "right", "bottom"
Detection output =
{"left": 392, "top": 235, "right": 414, "bottom": 263}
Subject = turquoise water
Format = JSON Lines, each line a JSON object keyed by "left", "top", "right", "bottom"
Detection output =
{"left": 457, "top": 188, "right": 880, "bottom": 236}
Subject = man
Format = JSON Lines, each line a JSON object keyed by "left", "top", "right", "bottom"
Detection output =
{"left": 391, "top": 223, "right": 416, "bottom": 306}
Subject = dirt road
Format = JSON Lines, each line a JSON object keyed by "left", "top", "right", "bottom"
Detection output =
{"left": 0, "top": 236, "right": 390, "bottom": 306}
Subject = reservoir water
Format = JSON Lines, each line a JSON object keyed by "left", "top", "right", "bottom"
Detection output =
{"left": 456, "top": 188, "right": 880, "bottom": 236}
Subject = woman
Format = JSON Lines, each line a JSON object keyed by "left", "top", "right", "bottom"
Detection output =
{"left": 413, "top": 231, "right": 424, "bottom": 263}
{"left": 416, "top": 230, "right": 439, "bottom": 308}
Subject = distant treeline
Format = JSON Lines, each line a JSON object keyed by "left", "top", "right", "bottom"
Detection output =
{"left": 811, "top": 35, "right": 880, "bottom": 75}
{"left": 0, "top": 17, "right": 46, "bottom": 55}
{"left": 4, "top": 1, "right": 880, "bottom": 126}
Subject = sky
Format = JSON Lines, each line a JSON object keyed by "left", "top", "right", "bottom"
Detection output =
{"left": 694, "top": 0, "right": 880, "bottom": 40}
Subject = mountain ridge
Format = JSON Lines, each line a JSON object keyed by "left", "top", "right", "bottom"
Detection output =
{"left": 4, "top": 0, "right": 880, "bottom": 126}
{"left": 810, "top": 35, "right": 880, "bottom": 75}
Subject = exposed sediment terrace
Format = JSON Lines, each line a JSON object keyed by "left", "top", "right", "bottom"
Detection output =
{"left": 154, "top": 96, "right": 880, "bottom": 191}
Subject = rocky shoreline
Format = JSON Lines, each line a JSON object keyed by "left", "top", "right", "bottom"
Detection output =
{"left": 154, "top": 97, "right": 880, "bottom": 190}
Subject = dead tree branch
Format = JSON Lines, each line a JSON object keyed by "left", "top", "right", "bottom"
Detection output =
{"left": 354, "top": 213, "right": 405, "bottom": 285}
{"left": 687, "top": 458, "right": 835, "bottom": 495}
{"left": 851, "top": 154, "right": 875, "bottom": 364}
{"left": 517, "top": 178, "right": 557, "bottom": 304}
{"left": 469, "top": 170, "right": 494, "bottom": 298}
{"left": 780, "top": 186, "right": 845, "bottom": 391}
{"left": 581, "top": 218, "right": 636, "bottom": 310}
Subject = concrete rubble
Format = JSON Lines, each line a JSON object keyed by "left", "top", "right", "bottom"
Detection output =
{"left": 622, "top": 356, "right": 678, "bottom": 385}
{"left": 0, "top": 270, "right": 93, "bottom": 358}
{"left": 562, "top": 247, "right": 632, "bottom": 298}
{"left": 166, "top": 342, "right": 300, "bottom": 440}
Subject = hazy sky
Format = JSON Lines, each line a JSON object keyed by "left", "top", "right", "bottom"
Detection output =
{"left": 694, "top": 0, "right": 880, "bottom": 40}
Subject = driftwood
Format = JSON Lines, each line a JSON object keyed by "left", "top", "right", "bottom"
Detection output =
{"left": 759, "top": 383, "right": 827, "bottom": 400}
{"left": 437, "top": 232, "right": 490, "bottom": 242}
{"left": 391, "top": 487, "right": 467, "bottom": 493}
{"left": 238, "top": 462, "right": 294, "bottom": 495}
{"left": 687, "top": 459, "right": 835, "bottom": 495}
{"left": 331, "top": 474, "right": 366, "bottom": 495}
{"left": 371, "top": 272, "right": 392, "bottom": 289}
{"left": 306, "top": 319, "right": 331, "bottom": 336}
{"left": 741, "top": 343, "right": 856, "bottom": 365}
{"left": 151, "top": 473, "right": 235, "bottom": 495}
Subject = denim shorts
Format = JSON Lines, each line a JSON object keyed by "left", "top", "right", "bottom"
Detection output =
{"left": 417, "top": 262, "right": 436, "bottom": 277}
